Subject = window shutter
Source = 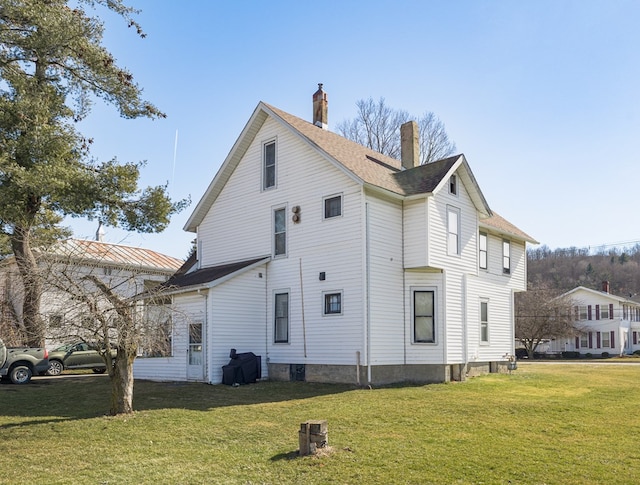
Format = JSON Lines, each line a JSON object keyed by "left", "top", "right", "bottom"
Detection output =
{"left": 575, "top": 336, "right": 580, "bottom": 349}
{"left": 611, "top": 331, "right": 615, "bottom": 349}
{"left": 588, "top": 332, "right": 593, "bottom": 348}
{"left": 609, "top": 304, "right": 614, "bottom": 319}
{"left": 597, "top": 332, "right": 601, "bottom": 349}
{"left": 595, "top": 305, "right": 600, "bottom": 320}
{"left": 634, "top": 332, "right": 638, "bottom": 345}
{"left": 588, "top": 305, "right": 592, "bottom": 320}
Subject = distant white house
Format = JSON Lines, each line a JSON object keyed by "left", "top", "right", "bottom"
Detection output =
{"left": 134, "top": 86, "right": 537, "bottom": 385}
{"left": 0, "top": 237, "right": 183, "bottom": 349}
{"left": 548, "top": 282, "right": 640, "bottom": 356}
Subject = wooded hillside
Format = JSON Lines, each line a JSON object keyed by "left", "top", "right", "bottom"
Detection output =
{"left": 528, "top": 244, "right": 640, "bottom": 298}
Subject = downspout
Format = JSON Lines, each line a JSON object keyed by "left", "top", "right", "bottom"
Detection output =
{"left": 365, "top": 202, "right": 372, "bottom": 385}
{"left": 402, "top": 199, "right": 407, "bottom": 365}
{"left": 462, "top": 273, "right": 468, "bottom": 370}
{"left": 264, "top": 264, "right": 269, "bottom": 371}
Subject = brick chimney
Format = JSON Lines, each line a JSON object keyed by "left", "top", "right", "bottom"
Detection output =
{"left": 602, "top": 281, "right": 610, "bottom": 293}
{"left": 401, "top": 121, "right": 419, "bottom": 169}
{"left": 313, "top": 83, "right": 328, "bottom": 129}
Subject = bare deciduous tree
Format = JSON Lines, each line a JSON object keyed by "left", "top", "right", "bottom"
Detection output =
{"left": 42, "top": 250, "right": 176, "bottom": 415}
{"left": 337, "top": 97, "right": 457, "bottom": 164}
{"left": 515, "top": 284, "right": 582, "bottom": 358}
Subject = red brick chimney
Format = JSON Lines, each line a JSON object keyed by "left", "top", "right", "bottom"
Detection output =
{"left": 602, "top": 281, "right": 610, "bottom": 293}
{"left": 313, "top": 84, "right": 328, "bottom": 129}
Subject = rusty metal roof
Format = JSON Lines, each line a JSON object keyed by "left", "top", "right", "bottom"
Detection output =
{"left": 49, "top": 239, "right": 184, "bottom": 273}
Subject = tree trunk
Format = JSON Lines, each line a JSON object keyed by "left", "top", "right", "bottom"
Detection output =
{"left": 10, "top": 224, "right": 44, "bottom": 346}
{"left": 109, "top": 350, "right": 136, "bottom": 415}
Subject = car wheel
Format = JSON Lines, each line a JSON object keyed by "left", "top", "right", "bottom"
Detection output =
{"left": 10, "top": 365, "right": 32, "bottom": 384}
{"left": 47, "top": 360, "right": 64, "bottom": 376}
{"left": 92, "top": 368, "right": 106, "bottom": 374}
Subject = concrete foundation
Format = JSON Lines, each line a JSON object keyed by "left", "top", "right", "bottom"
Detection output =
{"left": 268, "top": 361, "right": 508, "bottom": 385}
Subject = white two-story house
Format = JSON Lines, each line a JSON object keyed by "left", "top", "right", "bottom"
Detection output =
{"left": 549, "top": 282, "right": 640, "bottom": 356}
{"left": 134, "top": 86, "right": 537, "bottom": 385}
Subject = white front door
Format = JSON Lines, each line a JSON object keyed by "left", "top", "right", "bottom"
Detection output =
{"left": 187, "top": 322, "right": 205, "bottom": 381}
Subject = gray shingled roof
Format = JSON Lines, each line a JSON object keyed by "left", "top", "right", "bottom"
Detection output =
{"left": 159, "top": 256, "right": 269, "bottom": 292}
{"left": 185, "top": 102, "right": 533, "bottom": 243}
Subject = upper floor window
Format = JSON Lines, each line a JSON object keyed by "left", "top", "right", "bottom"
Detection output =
{"left": 600, "top": 305, "right": 610, "bottom": 320}
{"left": 480, "top": 300, "right": 489, "bottom": 343}
{"left": 502, "top": 240, "right": 511, "bottom": 274}
{"left": 414, "top": 290, "right": 435, "bottom": 343}
{"left": 324, "top": 194, "right": 342, "bottom": 219}
{"left": 479, "top": 232, "right": 488, "bottom": 270}
{"left": 449, "top": 175, "right": 458, "bottom": 195}
{"left": 274, "top": 207, "right": 286, "bottom": 257}
{"left": 447, "top": 206, "right": 461, "bottom": 256}
{"left": 263, "top": 140, "right": 276, "bottom": 190}
{"left": 323, "top": 291, "right": 343, "bottom": 315}
{"left": 576, "top": 305, "right": 588, "bottom": 320}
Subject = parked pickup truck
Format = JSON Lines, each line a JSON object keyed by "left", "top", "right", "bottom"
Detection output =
{"left": 0, "top": 338, "right": 49, "bottom": 384}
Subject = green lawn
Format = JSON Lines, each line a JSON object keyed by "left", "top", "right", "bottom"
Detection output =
{"left": 2, "top": 364, "right": 640, "bottom": 484}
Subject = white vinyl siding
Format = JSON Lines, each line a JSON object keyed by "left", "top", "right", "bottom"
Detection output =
{"left": 209, "top": 266, "right": 268, "bottom": 384}
{"left": 465, "top": 276, "right": 514, "bottom": 362}
{"left": 366, "top": 194, "right": 405, "bottom": 365}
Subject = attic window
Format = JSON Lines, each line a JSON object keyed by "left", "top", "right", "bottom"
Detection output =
{"left": 449, "top": 175, "right": 457, "bottom": 195}
{"left": 263, "top": 140, "right": 276, "bottom": 190}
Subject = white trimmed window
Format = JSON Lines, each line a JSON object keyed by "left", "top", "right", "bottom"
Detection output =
{"left": 274, "top": 207, "right": 286, "bottom": 257}
{"left": 414, "top": 290, "right": 435, "bottom": 343}
{"left": 502, "top": 240, "right": 511, "bottom": 274}
{"left": 577, "top": 305, "right": 588, "bottom": 320}
{"left": 479, "top": 232, "right": 488, "bottom": 270}
{"left": 602, "top": 331, "right": 610, "bottom": 348}
{"left": 447, "top": 206, "right": 461, "bottom": 256}
{"left": 323, "top": 194, "right": 342, "bottom": 219}
{"left": 580, "top": 334, "right": 589, "bottom": 348}
{"left": 449, "top": 175, "right": 458, "bottom": 195}
{"left": 263, "top": 140, "right": 276, "bottom": 190}
{"left": 323, "top": 291, "right": 343, "bottom": 315}
{"left": 274, "top": 292, "right": 289, "bottom": 343}
{"left": 480, "top": 300, "right": 489, "bottom": 343}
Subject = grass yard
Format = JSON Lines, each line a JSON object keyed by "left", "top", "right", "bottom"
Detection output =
{"left": 2, "top": 364, "right": 640, "bottom": 484}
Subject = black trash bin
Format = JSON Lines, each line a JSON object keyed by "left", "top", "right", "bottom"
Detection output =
{"left": 222, "top": 348, "right": 262, "bottom": 385}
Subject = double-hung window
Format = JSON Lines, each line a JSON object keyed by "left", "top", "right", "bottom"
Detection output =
{"left": 602, "top": 331, "right": 610, "bottom": 348}
{"left": 274, "top": 292, "right": 289, "bottom": 343}
{"left": 502, "top": 240, "right": 511, "bottom": 274}
{"left": 274, "top": 207, "right": 286, "bottom": 257}
{"left": 480, "top": 300, "right": 489, "bottom": 343}
{"left": 447, "top": 206, "right": 461, "bottom": 256}
{"left": 263, "top": 140, "right": 276, "bottom": 190}
{"left": 414, "top": 290, "right": 435, "bottom": 343}
{"left": 479, "top": 232, "right": 487, "bottom": 270}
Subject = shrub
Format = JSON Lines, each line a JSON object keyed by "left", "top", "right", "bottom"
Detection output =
{"left": 561, "top": 351, "right": 580, "bottom": 359}
{"left": 601, "top": 352, "right": 610, "bottom": 358}
{"left": 634, "top": 350, "right": 640, "bottom": 356}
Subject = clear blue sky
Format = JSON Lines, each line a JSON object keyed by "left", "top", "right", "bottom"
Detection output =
{"left": 71, "top": 0, "right": 640, "bottom": 259}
